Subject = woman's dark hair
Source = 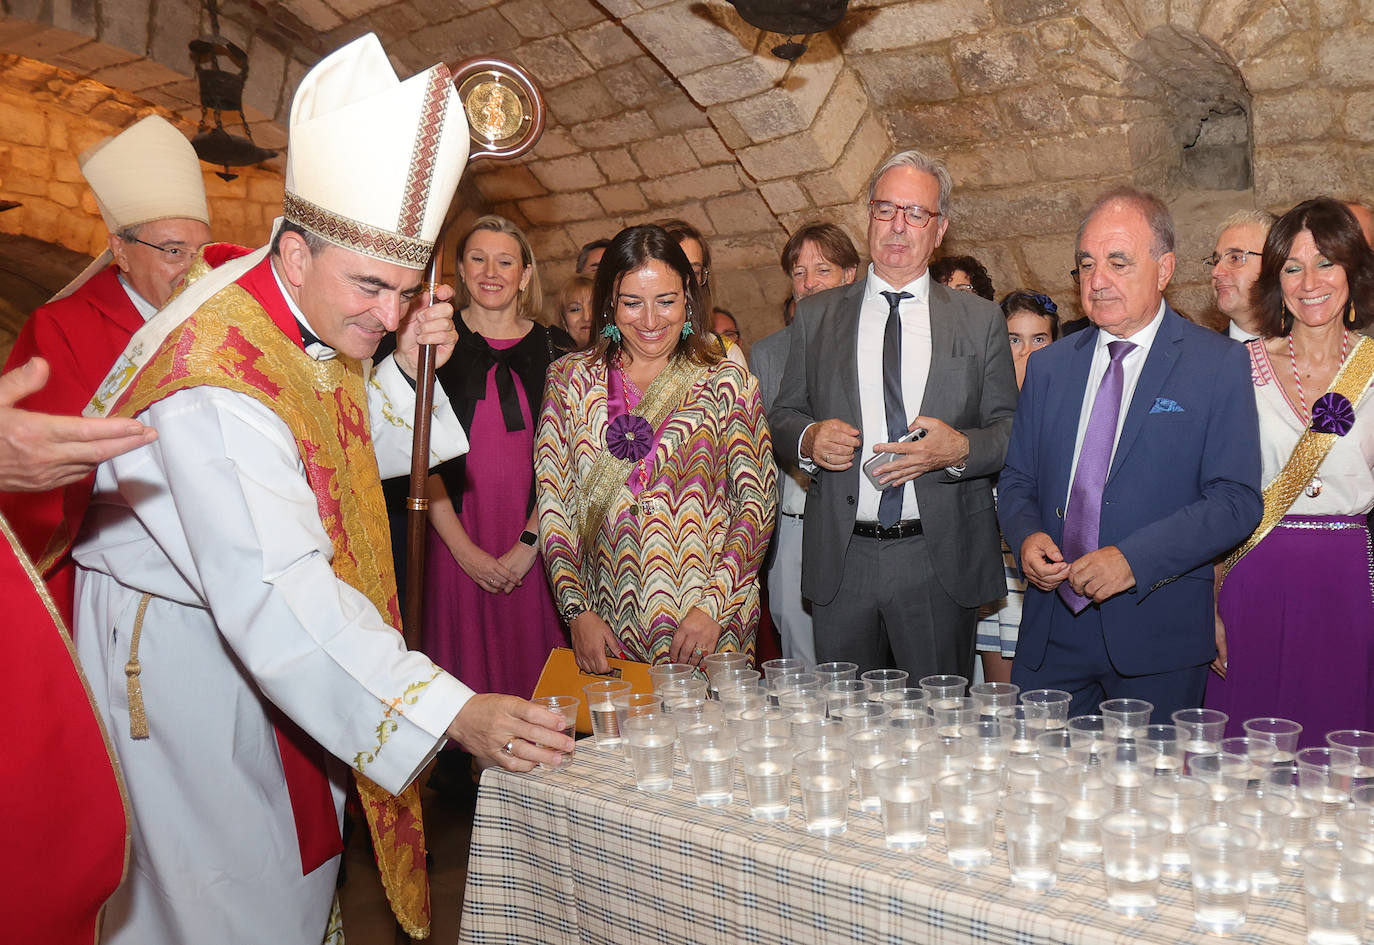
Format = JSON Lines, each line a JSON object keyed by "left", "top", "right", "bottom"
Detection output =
{"left": 998, "top": 289, "right": 1061, "bottom": 340}
{"left": 930, "top": 255, "right": 994, "bottom": 300}
{"left": 590, "top": 225, "right": 721, "bottom": 367}
{"left": 1254, "top": 197, "right": 1374, "bottom": 337}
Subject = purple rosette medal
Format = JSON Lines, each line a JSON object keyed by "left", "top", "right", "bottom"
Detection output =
{"left": 607, "top": 413, "right": 654, "bottom": 463}
{"left": 1311, "top": 392, "right": 1355, "bottom": 436}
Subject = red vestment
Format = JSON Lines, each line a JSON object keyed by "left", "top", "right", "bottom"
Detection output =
{"left": 0, "top": 266, "right": 143, "bottom": 626}
{"left": 0, "top": 513, "right": 128, "bottom": 944}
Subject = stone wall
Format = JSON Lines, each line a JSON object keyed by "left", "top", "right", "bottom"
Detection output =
{"left": 0, "top": 55, "right": 284, "bottom": 258}
{"left": 3, "top": 0, "right": 1373, "bottom": 343}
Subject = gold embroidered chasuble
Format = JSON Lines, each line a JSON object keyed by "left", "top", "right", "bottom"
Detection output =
{"left": 107, "top": 281, "right": 433, "bottom": 938}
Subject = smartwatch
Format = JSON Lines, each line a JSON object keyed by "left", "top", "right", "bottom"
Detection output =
{"left": 519, "top": 529, "right": 538, "bottom": 546}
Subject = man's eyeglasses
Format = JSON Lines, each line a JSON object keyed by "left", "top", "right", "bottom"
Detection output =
{"left": 868, "top": 200, "right": 940, "bottom": 228}
{"left": 124, "top": 236, "right": 198, "bottom": 258}
{"left": 1202, "top": 249, "right": 1263, "bottom": 269}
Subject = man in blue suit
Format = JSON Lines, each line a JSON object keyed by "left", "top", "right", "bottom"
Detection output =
{"left": 998, "top": 187, "right": 1262, "bottom": 722}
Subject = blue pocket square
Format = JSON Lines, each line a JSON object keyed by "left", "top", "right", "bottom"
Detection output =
{"left": 1150, "top": 397, "right": 1184, "bottom": 414}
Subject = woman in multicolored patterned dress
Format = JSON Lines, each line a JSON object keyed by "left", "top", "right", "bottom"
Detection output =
{"left": 535, "top": 225, "right": 777, "bottom": 672}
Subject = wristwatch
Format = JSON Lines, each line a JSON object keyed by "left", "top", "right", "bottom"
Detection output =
{"left": 560, "top": 600, "right": 588, "bottom": 622}
{"left": 518, "top": 529, "right": 538, "bottom": 546}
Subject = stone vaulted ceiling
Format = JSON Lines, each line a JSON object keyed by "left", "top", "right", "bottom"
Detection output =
{"left": 1, "top": 0, "right": 1372, "bottom": 341}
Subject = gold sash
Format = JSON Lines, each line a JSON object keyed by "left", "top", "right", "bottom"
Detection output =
{"left": 1220, "top": 336, "right": 1374, "bottom": 584}
{"left": 579, "top": 355, "right": 707, "bottom": 548}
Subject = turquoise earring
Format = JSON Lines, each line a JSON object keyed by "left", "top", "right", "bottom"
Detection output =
{"left": 681, "top": 323, "right": 694, "bottom": 339}
{"left": 601, "top": 324, "right": 622, "bottom": 342}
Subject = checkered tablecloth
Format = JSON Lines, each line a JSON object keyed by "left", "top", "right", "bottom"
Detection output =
{"left": 459, "top": 742, "right": 1312, "bottom": 944}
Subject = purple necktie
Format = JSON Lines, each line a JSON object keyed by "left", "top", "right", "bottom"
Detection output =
{"left": 1059, "top": 339, "right": 1135, "bottom": 614}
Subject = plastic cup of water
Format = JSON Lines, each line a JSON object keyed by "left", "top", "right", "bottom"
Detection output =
{"left": 1004, "top": 789, "right": 1068, "bottom": 891}
{"left": 583, "top": 679, "right": 633, "bottom": 748}
{"left": 1100, "top": 810, "right": 1169, "bottom": 917}
{"left": 1298, "top": 747, "right": 1360, "bottom": 841}
{"left": 1145, "top": 774, "right": 1209, "bottom": 876}
{"left": 1172, "top": 707, "right": 1228, "bottom": 758}
{"left": 796, "top": 747, "right": 852, "bottom": 835}
{"left": 1186, "top": 823, "right": 1259, "bottom": 934}
{"left": 532, "top": 695, "right": 579, "bottom": 762}
{"left": 1019, "top": 688, "right": 1072, "bottom": 729}
{"left": 813, "top": 661, "right": 858, "bottom": 684}
{"left": 970, "top": 681, "right": 1019, "bottom": 718}
{"left": 623, "top": 714, "right": 676, "bottom": 792}
{"left": 936, "top": 770, "right": 1000, "bottom": 868}
{"left": 861, "top": 668, "right": 909, "bottom": 694}
{"left": 1303, "top": 842, "right": 1371, "bottom": 945}
{"left": 875, "top": 757, "right": 932, "bottom": 851}
{"left": 1100, "top": 698, "right": 1153, "bottom": 739}
{"left": 739, "top": 735, "right": 794, "bottom": 821}
{"left": 1224, "top": 792, "right": 1293, "bottom": 893}
{"left": 680, "top": 722, "right": 735, "bottom": 808}
{"left": 919, "top": 674, "right": 968, "bottom": 703}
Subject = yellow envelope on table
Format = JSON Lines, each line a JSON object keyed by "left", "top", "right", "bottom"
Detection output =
{"left": 533, "top": 647, "right": 654, "bottom": 734}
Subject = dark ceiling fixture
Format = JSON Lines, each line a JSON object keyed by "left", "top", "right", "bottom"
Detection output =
{"left": 723, "top": 0, "right": 850, "bottom": 61}
{"left": 187, "top": 0, "right": 277, "bottom": 181}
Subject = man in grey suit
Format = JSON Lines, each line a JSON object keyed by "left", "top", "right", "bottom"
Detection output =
{"left": 769, "top": 150, "right": 1018, "bottom": 677}
{"left": 751, "top": 222, "right": 861, "bottom": 667}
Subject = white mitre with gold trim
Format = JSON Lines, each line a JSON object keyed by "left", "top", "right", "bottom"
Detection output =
{"left": 86, "top": 33, "right": 472, "bottom": 417}
{"left": 283, "top": 33, "right": 470, "bottom": 269}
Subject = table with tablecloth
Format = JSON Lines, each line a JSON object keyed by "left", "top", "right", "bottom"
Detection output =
{"left": 459, "top": 742, "right": 1313, "bottom": 944}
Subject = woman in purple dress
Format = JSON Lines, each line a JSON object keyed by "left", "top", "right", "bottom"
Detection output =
{"left": 423, "top": 215, "right": 568, "bottom": 700}
{"left": 1208, "top": 198, "right": 1374, "bottom": 746}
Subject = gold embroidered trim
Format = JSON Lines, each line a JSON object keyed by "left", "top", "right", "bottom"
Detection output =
{"left": 398, "top": 65, "right": 450, "bottom": 239}
{"left": 1221, "top": 336, "right": 1374, "bottom": 584}
{"left": 124, "top": 593, "right": 153, "bottom": 739}
{"left": 282, "top": 191, "right": 433, "bottom": 268}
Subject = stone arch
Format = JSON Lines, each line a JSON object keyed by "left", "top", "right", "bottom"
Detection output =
{"left": 1123, "top": 26, "right": 1253, "bottom": 194}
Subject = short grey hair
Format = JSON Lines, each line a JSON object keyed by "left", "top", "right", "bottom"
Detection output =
{"left": 866, "top": 149, "right": 953, "bottom": 218}
{"left": 1214, "top": 208, "right": 1277, "bottom": 241}
{"left": 1077, "top": 186, "right": 1175, "bottom": 258}
{"left": 116, "top": 224, "right": 142, "bottom": 242}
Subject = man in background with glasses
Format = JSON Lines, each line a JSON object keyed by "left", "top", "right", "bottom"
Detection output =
{"left": 770, "top": 149, "right": 1017, "bottom": 680}
{"left": 1207, "top": 209, "right": 1275, "bottom": 343}
{"left": 0, "top": 115, "right": 213, "bottom": 620}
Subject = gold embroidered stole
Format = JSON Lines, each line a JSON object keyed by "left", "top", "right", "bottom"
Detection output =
{"left": 108, "top": 284, "right": 433, "bottom": 938}
{"left": 579, "top": 355, "right": 708, "bottom": 548}
{"left": 1220, "top": 336, "right": 1374, "bottom": 585}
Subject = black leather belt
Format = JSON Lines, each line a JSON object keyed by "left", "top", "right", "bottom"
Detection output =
{"left": 853, "top": 519, "right": 923, "bottom": 540}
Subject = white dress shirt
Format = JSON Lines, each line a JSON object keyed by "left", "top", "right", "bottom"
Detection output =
{"left": 855, "top": 266, "right": 931, "bottom": 522}
{"left": 117, "top": 273, "right": 157, "bottom": 321}
{"left": 1228, "top": 320, "right": 1259, "bottom": 344}
{"left": 1064, "top": 300, "right": 1166, "bottom": 512}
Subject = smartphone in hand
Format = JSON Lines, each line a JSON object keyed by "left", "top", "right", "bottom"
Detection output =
{"left": 862, "top": 427, "right": 926, "bottom": 489}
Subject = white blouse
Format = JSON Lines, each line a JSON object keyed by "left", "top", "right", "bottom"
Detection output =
{"left": 1250, "top": 340, "right": 1374, "bottom": 517}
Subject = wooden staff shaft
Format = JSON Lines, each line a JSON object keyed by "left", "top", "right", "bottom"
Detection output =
{"left": 403, "top": 245, "right": 442, "bottom": 651}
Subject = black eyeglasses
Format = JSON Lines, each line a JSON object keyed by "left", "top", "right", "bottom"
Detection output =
{"left": 124, "top": 236, "right": 199, "bottom": 258}
{"left": 1202, "top": 249, "right": 1263, "bottom": 269}
{"left": 868, "top": 200, "right": 940, "bottom": 228}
